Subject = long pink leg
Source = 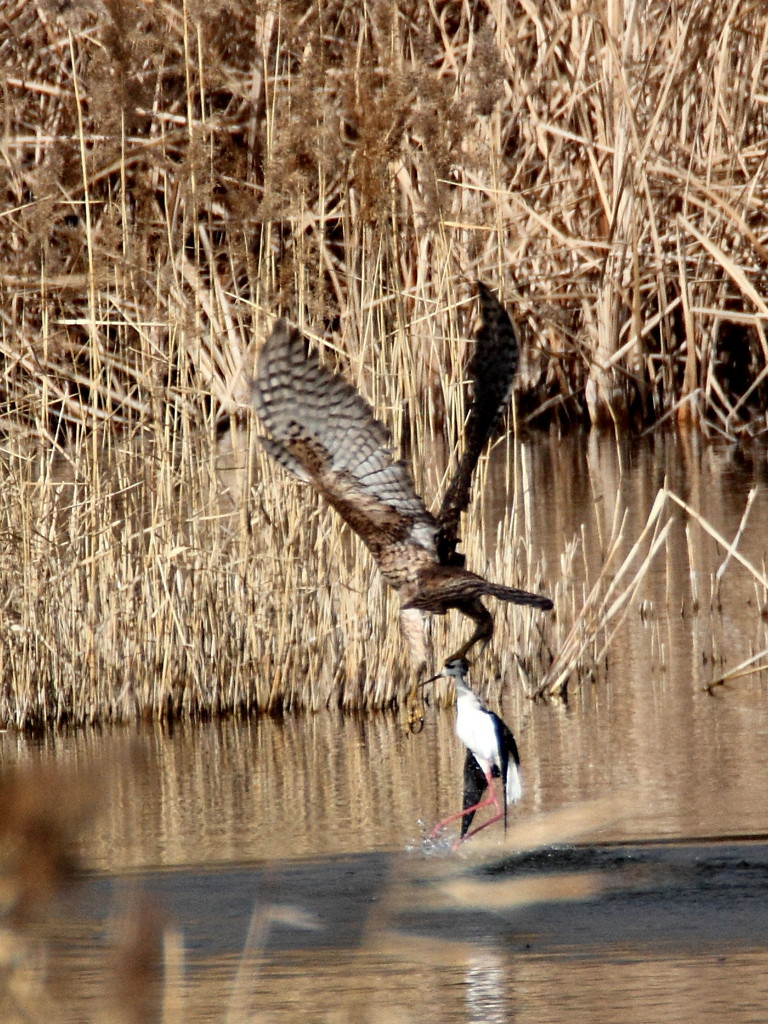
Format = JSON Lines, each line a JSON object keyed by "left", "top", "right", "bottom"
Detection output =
{"left": 456, "top": 800, "right": 504, "bottom": 843}
{"left": 450, "top": 779, "right": 504, "bottom": 848}
{"left": 429, "top": 769, "right": 497, "bottom": 842}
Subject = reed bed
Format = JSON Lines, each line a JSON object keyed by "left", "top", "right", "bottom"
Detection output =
{"left": 1, "top": 1, "right": 767, "bottom": 727}
{"left": 0, "top": 404, "right": 556, "bottom": 727}
{"left": 1, "top": 316, "right": 764, "bottom": 732}
{"left": 3, "top": 1, "right": 767, "bottom": 438}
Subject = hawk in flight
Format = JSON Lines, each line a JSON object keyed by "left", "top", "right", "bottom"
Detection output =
{"left": 251, "top": 283, "right": 552, "bottom": 725}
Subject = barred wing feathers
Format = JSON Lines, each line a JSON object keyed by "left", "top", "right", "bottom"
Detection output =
{"left": 252, "top": 321, "right": 438, "bottom": 561}
{"left": 438, "top": 282, "right": 520, "bottom": 566}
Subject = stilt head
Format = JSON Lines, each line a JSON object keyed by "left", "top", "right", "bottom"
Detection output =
{"left": 440, "top": 657, "right": 470, "bottom": 682}
{"left": 420, "top": 657, "right": 470, "bottom": 687}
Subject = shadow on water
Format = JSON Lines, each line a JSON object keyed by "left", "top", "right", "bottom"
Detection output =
{"left": 3, "top": 432, "right": 768, "bottom": 1022}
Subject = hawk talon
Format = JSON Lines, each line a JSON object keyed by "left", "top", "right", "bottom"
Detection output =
{"left": 406, "top": 697, "right": 425, "bottom": 735}
{"left": 408, "top": 712, "right": 425, "bottom": 735}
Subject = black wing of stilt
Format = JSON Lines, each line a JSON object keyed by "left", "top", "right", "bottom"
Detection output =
{"left": 494, "top": 716, "right": 521, "bottom": 831}
{"left": 460, "top": 749, "right": 489, "bottom": 838}
{"left": 438, "top": 282, "right": 520, "bottom": 567}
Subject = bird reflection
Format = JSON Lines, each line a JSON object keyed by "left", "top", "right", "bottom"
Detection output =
{"left": 465, "top": 950, "right": 511, "bottom": 1024}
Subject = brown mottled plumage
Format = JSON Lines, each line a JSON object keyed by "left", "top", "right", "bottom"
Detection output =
{"left": 251, "top": 284, "right": 552, "bottom": 720}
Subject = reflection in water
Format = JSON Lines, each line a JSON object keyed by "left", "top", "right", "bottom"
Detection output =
{"left": 464, "top": 951, "right": 509, "bottom": 1024}
{"left": 2, "top": 433, "right": 768, "bottom": 1023}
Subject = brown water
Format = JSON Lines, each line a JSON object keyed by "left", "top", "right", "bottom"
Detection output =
{"left": 2, "top": 431, "right": 768, "bottom": 1023}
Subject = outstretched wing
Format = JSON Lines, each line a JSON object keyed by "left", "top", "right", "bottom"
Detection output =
{"left": 437, "top": 282, "right": 520, "bottom": 566}
{"left": 251, "top": 321, "right": 439, "bottom": 577}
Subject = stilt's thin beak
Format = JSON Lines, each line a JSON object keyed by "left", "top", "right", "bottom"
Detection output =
{"left": 418, "top": 670, "right": 443, "bottom": 688}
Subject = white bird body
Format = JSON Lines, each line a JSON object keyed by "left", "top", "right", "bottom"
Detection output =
{"left": 454, "top": 680, "right": 522, "bottom": 805}
{"left": 425, "top": 658, "right": 522, "bottom": 845}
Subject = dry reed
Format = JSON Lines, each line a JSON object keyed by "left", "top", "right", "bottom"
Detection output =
{"left": 2, "top": 2, "right": 767, "bottom": 727}
{"left": 3, "top": 2, "right": 767, "bottom": 438}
